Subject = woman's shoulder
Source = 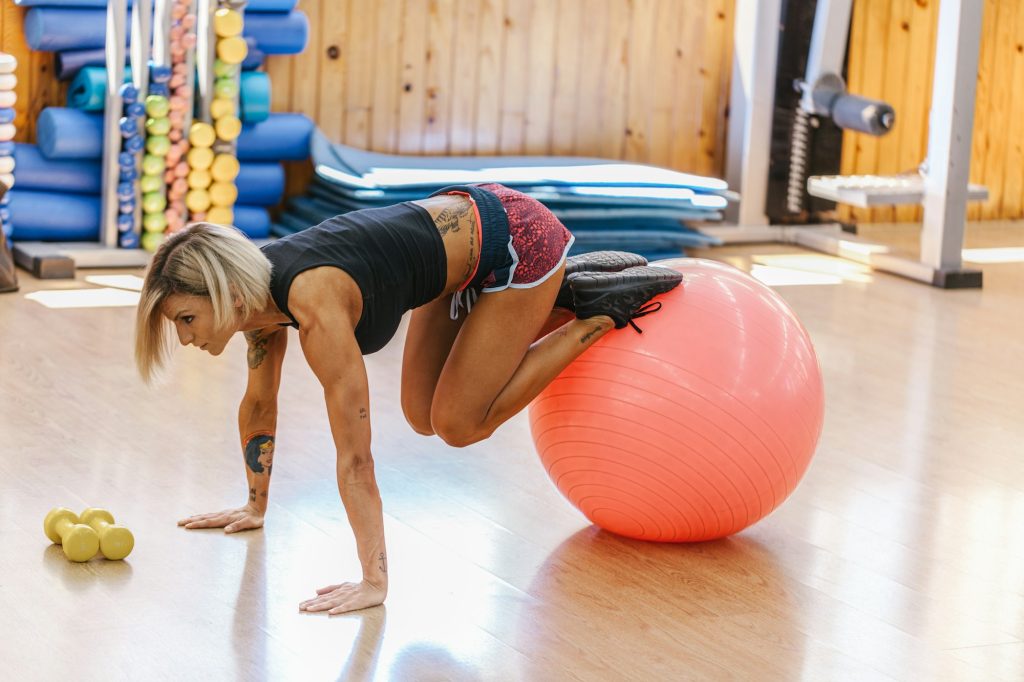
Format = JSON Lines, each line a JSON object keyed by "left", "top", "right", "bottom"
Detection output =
{"left": 288, "top": 266, "right": 363, "bottom": 329}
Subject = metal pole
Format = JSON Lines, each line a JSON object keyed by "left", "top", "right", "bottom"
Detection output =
{"left": 920, "top": 0, "right": 984, "bottom": 274}
{"left": 99, "top": 0, "right": 128, "bottom": 248}
{"left": 725, "top": 0, "right": 783, "bottom": 226}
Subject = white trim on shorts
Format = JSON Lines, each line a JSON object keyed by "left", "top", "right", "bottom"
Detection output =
{"left": 481, "top": 233, "right": 576, "bottom": 293}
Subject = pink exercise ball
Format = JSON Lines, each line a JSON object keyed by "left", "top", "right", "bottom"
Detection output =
{"left": 529, "top": 258, "right": 825, "bottom": 542}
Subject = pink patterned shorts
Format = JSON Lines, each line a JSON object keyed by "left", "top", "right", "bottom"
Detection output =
{"left": 477, "top": 183, "right": 575, "bottom": 291}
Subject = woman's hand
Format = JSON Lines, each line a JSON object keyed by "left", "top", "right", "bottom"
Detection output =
{"left": 299, "top": 580, "right": 387, "bottom": 615}
{"left": 177, "top": 503, "right": 264, "bottom": 533}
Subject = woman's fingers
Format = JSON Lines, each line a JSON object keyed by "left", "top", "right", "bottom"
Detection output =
{"left": 225, "top": 515, "right": 263, "bottom": 533}
{"left": 315, "top": 584, "right": 344, "bottom": 595}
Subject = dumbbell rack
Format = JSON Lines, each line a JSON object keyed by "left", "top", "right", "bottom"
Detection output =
{"left": 13, "top": 0, "right": 156, "bottom": 278}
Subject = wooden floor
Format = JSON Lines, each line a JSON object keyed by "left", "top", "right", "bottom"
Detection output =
{"left": 2, "top": 221, "right": 1023, "bottom": 681}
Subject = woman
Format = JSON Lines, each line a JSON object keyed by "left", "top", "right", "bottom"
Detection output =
{"left": 135, "top": 183, "right": 682, "bottom": 615}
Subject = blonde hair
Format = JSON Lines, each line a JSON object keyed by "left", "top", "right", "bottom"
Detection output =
{"left": 135, "top": 222, "right": 272, "bottom": 383}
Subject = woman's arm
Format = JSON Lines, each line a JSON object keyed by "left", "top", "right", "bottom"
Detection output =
{"left": 290, "top": 270, "right": 387, "bottom": 613}
{"left": 239, "top": 326, "right": 288, "bottom": 514}
{"left": 178, "top": 325, "right": 287, "bottom": 532}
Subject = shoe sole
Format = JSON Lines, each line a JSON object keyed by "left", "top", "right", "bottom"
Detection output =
{"left": 564, "top": 250, "right": 648, "bottom": 277}
{"left": 568, "top": 265, "right": 682, "bottom": 295}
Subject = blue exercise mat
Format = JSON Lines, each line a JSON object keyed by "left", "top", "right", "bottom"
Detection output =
{"left": 26, "top": 7, "right": 308, "bottom": 54}
{"left": 237, "top": 163, "right": 284, "bottom": 206}
{"left": 238, "top": 113, "right": 313, "bottom": 161}
{"left": 311, "top": 129, "right": 730, "bottom": 193}
{"left": 13, "top": 144, "right": 102, "bottom": 194}
{"left": 8, "top": 190, "right": 101, "bottom": 241}
{"left": 37, "top": 108, "right": 103, "bottom": 159}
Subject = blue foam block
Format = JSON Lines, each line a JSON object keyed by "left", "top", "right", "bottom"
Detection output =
{"left": 238, "top": 113, "right": 313, "bottom": 162}
{"left": 234, "top": 205, "right": 271, "bottom": 239}
{"left": 237, "top": 163, "right": 285, "bottom": 206}
{"left": 13, "top": 144, "right": 102, "bottom": 194}
{"left": 243, "top": 11, "right": 309, "bottom": 55}
{"left": 37, "top": 108, "right": 104, "bottom": 159}
{"left": 9, "top": 190, "right": 101, "bottom": 241}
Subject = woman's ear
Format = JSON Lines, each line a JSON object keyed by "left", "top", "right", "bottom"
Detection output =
{"left": 229, "top": 284, "right": 243, "bottom": 309}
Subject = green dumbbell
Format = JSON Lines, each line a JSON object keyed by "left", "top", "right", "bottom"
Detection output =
{"left": 43, "top": 508, "right": 100, "bottom": 562}
{"left": 79, "top": 508, "right": 135, "bottom": 561}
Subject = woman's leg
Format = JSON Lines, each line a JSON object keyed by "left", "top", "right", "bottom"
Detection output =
{"left": 429, "top": 264, "right": 616, "bottom": 447}
{"left": 400, "top": 296, "right": 465, "bottom": 435}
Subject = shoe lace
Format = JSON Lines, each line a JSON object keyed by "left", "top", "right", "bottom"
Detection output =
{"left": 627, "top": 301, "right": 662, "bottom": 334}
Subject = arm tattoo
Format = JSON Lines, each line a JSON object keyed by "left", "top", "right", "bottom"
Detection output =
{"left": 245, "top": 330, "right": 270, "bottom": 370}
{"left": 580, "top": 327, "right": 601, "bottom": 345}
{"left": 359, "top": 407, "right": 368, "bottom": 420}
{"left": 435, "top": 203, "right": 469, "bottom": 237}
{"left": 249, "top": 487, "right": 257, "bottom": 502}
{"left": 379, "top": 552, "right": 387, "bottom": 574}
{"left": 244, "top": 433, "right": 275, "bottom": 475}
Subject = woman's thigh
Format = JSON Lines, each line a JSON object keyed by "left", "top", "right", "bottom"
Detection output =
{"left": 400, "top": 295, "right": 465, "bottom": 434}
{"left": 430, "top": 264, "right": 564, "bottom": 436}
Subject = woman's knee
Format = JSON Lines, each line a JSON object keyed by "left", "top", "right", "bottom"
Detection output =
{"left": 430, "top": 404, "right": 487, "bottom": 448}
{"left": 401, "top": 394, "right": 436, "bottom": 436}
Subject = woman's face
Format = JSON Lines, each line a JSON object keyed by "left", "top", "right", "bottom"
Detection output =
{"left": 161, "top": 293, "right": 236, "bottom": 356}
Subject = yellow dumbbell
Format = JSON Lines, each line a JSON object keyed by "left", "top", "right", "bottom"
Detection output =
{"left": 187, "top": 146, "right": 214, "bottom": 171}
{"left": 215, "top": 115, "right": 242, "bottom": 143}
{"left": 206, "top": 206, "right": 234, "bottom": 225}
{"left": 214, "top": 8, "right": 243, "bottom": 38}
{"left": 189, "top": 121, "right": 216, "bottom": 148}
{"left": 79, "top": 508, "right": 135, "bottom": 561}
{"left": 186, "top": 189, "right": 212, "bottom": 213}
{"left": 209, "top": 181, "right": 238, "bottom": 207}
{"left": 188, "top": 168, "right": 213, "bottom": 190}
{"left": 43, "top": 508, "right": 99, "bottom": 562}
{"left": 210, "top": 154, "right": 240, "bottom": 183}
{"left": 210, "top": 98, "right": 237, "bottom": 121}
{"left": 216, "top": 36, "right": 248, "bottom": 65}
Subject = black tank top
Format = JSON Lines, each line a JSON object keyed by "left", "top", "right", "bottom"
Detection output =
{"left": 260, "top": 202, "right": 447, "bottom": 354}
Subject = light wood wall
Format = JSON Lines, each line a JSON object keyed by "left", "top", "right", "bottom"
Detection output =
{"left": 6, "top": 1, "right": 1024, "bottom": 224}
{"left": 265, "top": 0, "right": 736, "bottom": 197}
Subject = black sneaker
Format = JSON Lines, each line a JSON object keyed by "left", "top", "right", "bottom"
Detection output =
{"left": 569, "top": 265, "right": 683, "bottom": 333}
{"left": 555, "top": 251, "right": 648, "bottom": 311}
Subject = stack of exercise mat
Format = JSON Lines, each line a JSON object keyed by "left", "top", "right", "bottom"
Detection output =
{"left": 8, "top": 0, "right": 312, "bottom": 248}
{"left": 274, "top": 131, "right": 731, "bottom": 260}
{"left": 0, "top": 54, "right": 16, "bottom": 240}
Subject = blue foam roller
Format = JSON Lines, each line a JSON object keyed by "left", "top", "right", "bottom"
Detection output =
{"left": 38, "top": 108, "right": 103, "bottom": 159}
{"left": 14, "top": 0, "right": 106, "bottom": 6}
{"left": 238, "top": 113, "right": 313, "bottom": 161}
{"left": 25, "top": 8, "right": 111, "bottom": 52}
{"left": 236, "top": 163, "right": 285, "bottom": 206}
{"left": 0, "top": 109, "right": 14, "bottom": 124}
{"left": 56, "top": 49, "right": 107, "bottom": 80}
{"left": 13, "top": 144, "right": 102, "bottom": 194}
{"left": 240, "top": 72, "right": 270, "bottom": 124}
{"left": 9, "top": 190, "right": 101, "bottom": 241}
{"left": 234, "top": 205, "right": 271, "bottom": 239}
{"left": 67, "top": 66, "right": 106, "bottom": 110}
{"left": 243, "top": 12, "right": 309, "bottom": 55}
{"left": 247, "top": 0, "right": 299, "bottom": 9}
